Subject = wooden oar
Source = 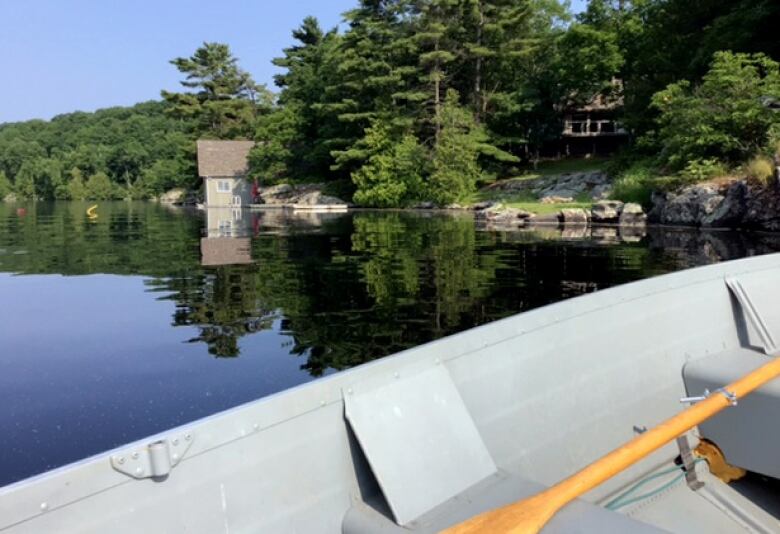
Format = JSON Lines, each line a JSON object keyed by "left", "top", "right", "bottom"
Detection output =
{"left": 444, "top": 355, "right": 780, "bottom": 534}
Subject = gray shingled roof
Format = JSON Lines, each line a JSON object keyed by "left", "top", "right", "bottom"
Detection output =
{"left": 197, "top": 140, "right": 255, "bottom": 178}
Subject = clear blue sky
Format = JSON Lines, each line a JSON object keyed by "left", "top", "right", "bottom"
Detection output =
{"left": 0, "top": 0, "right": 587, "bottom": 124}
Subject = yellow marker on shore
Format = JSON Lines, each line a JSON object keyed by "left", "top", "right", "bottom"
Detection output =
{"left": 444, "top": 355, "right": 780, "bottom": 534}
{"left": 86, "top": 205, "right": 98, "bottom": 220}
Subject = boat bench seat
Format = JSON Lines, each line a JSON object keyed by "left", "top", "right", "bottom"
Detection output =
{"left": 342, "top": 470, "right": 667, "bottom": 534}
{"left": 683, "top": 346, "right": 780, "bottom": 480}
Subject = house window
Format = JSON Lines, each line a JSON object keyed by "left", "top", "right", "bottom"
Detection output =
{"left": 217, "top": 180, "right": 231, "bottom": 193}
{"left": 218, "top": 220, "right": 233, "bottom": 237}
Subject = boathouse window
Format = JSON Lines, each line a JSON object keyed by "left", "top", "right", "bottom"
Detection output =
{"left": 218, "top": 220, "right": 233, "bottom": 237}
{"left": 217, "top": 180, "right": 231, "bottom": 193}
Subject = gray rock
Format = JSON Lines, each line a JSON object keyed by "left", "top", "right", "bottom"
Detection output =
{"left": 701, "top": 181, "right": 747, "bottom": 227}
{"left": 590, "top": 184, "right": 612, "bottom": 200}
{"left": 296, "top": 191, "right": 346, "bottom": 205}
{"left": 445, "top": 203, "right": 464, "bottom": 210}
{"left": 412, "top": 201, "right": 436, "bottom": 209}
{"left": 159, "top": 188, "right": 186, "bottom": 204}
{"left": 659, "top": 184, "right": 722, "bottom": 225}
{"left": 541, "top": 187, "right": 580, "bottom": 199}
{"left": 591, "top": 200, "right": 624, "bottom": 222}
{"left": 3, "top": 193, "right": 17, "bottom": 203}
{"left": 647, "top": 191, "right": 668, "bottom": 223}
{"left": 619, "top": 203, "right": 647, "bottom": 226}
{"left": 527, "top": 212, "right": 561, "bottom": 225}
{"left": 560, "top": 208, "right": 589, "bottom": 225}
{"left": 561, "top": 225, "right": 589, "bottom": 239}
{"left": 540, "top": 196, "right": 574, "bottom": 204}
{"left": 260, "top": 184, "right": 295, "bottom": 204}
{"left": 471, "top": 201, "right": 497, "bottom": 211}
{"left": 263, "top": 183, "right": 294, "bottom": 196}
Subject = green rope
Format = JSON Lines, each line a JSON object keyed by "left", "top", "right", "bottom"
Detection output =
{"left": 605, "top": 459, "right": 706, "bottom": 511}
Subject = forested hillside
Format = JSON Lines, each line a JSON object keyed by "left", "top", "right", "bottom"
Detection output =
{"left": 1, "top": 0, "right": 778, "bottom": 204}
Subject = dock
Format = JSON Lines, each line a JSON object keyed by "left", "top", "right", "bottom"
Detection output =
{"left": 250, "top": 204, "right": 349, "bottom": 212}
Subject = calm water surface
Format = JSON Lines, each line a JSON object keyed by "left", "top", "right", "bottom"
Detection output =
{"left": 3, "top": 201, "right": 780, "bottom": 486}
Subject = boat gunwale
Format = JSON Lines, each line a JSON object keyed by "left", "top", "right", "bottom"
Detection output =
{"left": 3, "top": 253, "right": 780, "bottom": 529}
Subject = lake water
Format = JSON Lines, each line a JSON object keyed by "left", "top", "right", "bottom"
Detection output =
{"left": 2, "top": 201, "right": 780, "bottom": 487}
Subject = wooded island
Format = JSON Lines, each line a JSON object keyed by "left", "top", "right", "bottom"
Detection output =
{"left": 0, "top": 0, "right": 778, "bottom": 210}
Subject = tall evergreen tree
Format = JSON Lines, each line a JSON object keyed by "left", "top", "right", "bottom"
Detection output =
{"left": 323, "top": 0, "right": 421, "bottom": 173}
{"left": 252, "top": 17, "right": 341, "bottom": 181}
{"left": 459, "top": 0, "right": 534, "bottom": 122}
{"left": 162, "top": 42, "right": 271, "bottom": 139}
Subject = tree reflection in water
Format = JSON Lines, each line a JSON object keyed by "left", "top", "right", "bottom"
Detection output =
{"left": 3, "top": 202, "right": 780, "bottom": 372}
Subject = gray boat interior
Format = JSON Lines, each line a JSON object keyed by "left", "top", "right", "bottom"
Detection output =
{"left": 2, "top": 254, "right": 780, "bottom": 533}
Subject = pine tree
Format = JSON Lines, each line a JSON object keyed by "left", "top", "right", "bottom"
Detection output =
{"left": 415, "top": 0, "right": 459, "bottom": 144}
{"left": 324, "top": 0, "right": 421, "bottom": 173}
{"left": 162, "top": 42, "right": 271, "bottom": 139}
{"left": 255, "top": 17, "right": 340, "bottom": 179}
{"left": 460, "top": 0, "right": 534, "bottom": 121}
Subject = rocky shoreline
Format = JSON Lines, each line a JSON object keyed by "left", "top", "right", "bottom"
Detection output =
{"left": 649, "top": 178, "right": 780, "bottom": 231}
{"left": 473, "top": 199, "right": 647, "bottom": 231}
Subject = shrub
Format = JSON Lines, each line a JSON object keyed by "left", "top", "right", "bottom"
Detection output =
{"left": 610, "top": 162, "right": 656, "bottom": 206}
{"left": 745, "top": 155, "right": 775, "bottom": 186}
{"left": 351, "top": 122, "right": 427, "bottom": 208}
{"left": 85, "top": 172, "right": 122, "bottom": 200}
{"left": 678, "top": 158, "right": 727, "bottom": 183}
{"left": 648, "top": 51, "right": 780, "bottom": 170}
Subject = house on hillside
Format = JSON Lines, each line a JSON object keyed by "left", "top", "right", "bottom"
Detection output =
{"left": 560, "top": 82, "right": 628, "bottom": 157}
{"left": 197, "top": 140, "right": 255, "bottom": 207}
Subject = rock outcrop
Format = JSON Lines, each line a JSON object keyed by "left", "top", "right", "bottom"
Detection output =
{"left": 560, "top": 208, "right": 589, "bottom": 225}
{"left": 649, "top": 179, "right": 780, "bottom": 231}
{"left": 485, "top": 170, "right": 612, "bottom": 201}
{"left": 259, "top": 184, "right": 348, "bottom": 206}
{"left": 159, "top": 188, "right": 188, "bottom": 204}
{"left": 591, "top": 200, "right": 624, "bottom": 222}
{"left": 619, "top": 203, "right": 647, "bottom": 226}
{"left": 3, "top": 193, "right": 17, "bottom": 203}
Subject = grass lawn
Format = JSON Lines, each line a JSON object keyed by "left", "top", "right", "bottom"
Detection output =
{"left": 465, "top": 157, "right": 607, "bottom": 214}
{"left": 503, "top": 200, "right": 593, "bottom": 215}
{"left": 527, "top": 157, "right": 608, "bottom": 176}
{"left": 465, "top": 189, "right": 593, "bottom": 215}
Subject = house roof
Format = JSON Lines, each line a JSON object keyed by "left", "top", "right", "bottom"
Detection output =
{"left": 197, "top": 140, "right": 255, "bottom": 178}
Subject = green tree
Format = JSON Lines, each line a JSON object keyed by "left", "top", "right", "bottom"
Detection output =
{"left": 460, "top": 0, "right": 533, "bottom": 122}
{"left": 648, "top": 51, "right": 780, "bottom": 169}
{"left": 428, "top": 90, "right": 488, "bottom": 204}
{"left": 0, "top": 139, "right": 46, "bottom": 180}
{"left": 415, "top": 0, "right": 459, "bottom": 143}
{"left": 14, "top": 162, "right": 37, "bottom": 200}
{"left": 250, "top": 105, "right": 301, "bottom": 183}
{"left": 85, "top": 172, "right": 120, "bottom": 200}
{"left": 0, "top": 171, "right": 12, "bottom": 199}
{"left": 67, "top": 168, "right": 87, "bottom": 200}
{"left": 324, "top": 1, "right": 422, "bottom": 174}
{"left": 162, "top": 42, "right": 271, "bottom": 138}
{"left": 350, "top": 120, "right": 428, "bottom": 207}
{"left": 138, "top": 159, "right": 187, "bottom": 197}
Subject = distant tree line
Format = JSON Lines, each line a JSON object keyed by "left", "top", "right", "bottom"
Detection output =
{"left": 0, "top": 0, "right": 778, "bottom": 204}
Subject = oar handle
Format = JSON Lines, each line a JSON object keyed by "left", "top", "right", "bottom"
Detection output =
{"left": 444, "top": 356, "right": 780, "bottom": 534}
